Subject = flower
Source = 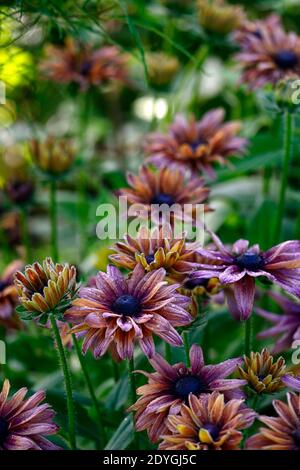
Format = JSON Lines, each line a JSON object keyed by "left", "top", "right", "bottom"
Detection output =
{"left": 14, "top": 258, "right": 77, "bottom": 322}
{"left": 65, "top": 264, "right": 191, "bottom": 360}
{"left": 109, "top": 224, "right": 200, "bottom": 282}
{"left": 159, "top": 392, "right": 256, "bottom": 450}
{"left": 29, "top": 136, "right": 75, "bottom": 176}
{"left": 0, "top": 379, "right": 60, "bottom": 450}
{"left": 198, "top": 0, "right": 245, "bottom": 35}
{"left": 238, "top": 348, "right": 293, "bottom": 394}
{"left": 256, "top": 292, "right": 300, "bottom": 353}
{"left": 234, "top": 16, "right": 300, "bottom": 89}
{"left": 246, "top": 392, "right": 300, "bottom": 450}
{"left": 5, "top": 179, "right": 34, "bottom": 206}
{"left": 146, "top": 52, "right": 179, "bottom": 86}
{"left": 144, "top": 111, "right": 247, "bottom": 178}
{"left": 40, "top": 38, "right": 127, "bottom": 91}
{"left": 118, "top": 165, "right": 211, "bottom": 224}
{"left": 192, "top": 233, "right": 300, "bottom": 320}
{"left": 130, "top": 345, "right": 246, "bottom": 442}
{"left": 0, "top": 260, "right": 23, "bottom": 329}
{"left": 233, "top": 14, "right": 282, "bottom": 48}
{"left": 179, "top": 274, "right": 220, "bottom": 317}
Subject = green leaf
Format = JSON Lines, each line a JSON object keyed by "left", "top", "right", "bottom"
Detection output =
{"left": 105, "top": 414, "right": 134, "bottom": 450}
{"left": 105, "top": 373, "right": 129, "bottom": 411}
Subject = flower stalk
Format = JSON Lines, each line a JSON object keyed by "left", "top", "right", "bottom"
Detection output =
{"left": 50, "top": 179, "right": 58, "bottom": 261}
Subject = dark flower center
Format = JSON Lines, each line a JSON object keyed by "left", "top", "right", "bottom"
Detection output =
{"left": 145, "top": 254, "right": 155, "bottom": 264}
{"left": 174, "top": 375, "right": 206, "bottom": 399}
{"left": 112, "top": 294, "right": 141, "bottom": 317}
{"left": 0, "top": 280, "right": 9, "bottom": 292}
{"left": 274, "top": 50, "right": 298, "bottom": 70}
{"left": 190, "top": 138, "right": 207, "bottom": 152}
{"left": 151, "top": 193, "right": 174, "bottom": 206}
{"left": 293, "top": 428, "right": 300, "bottom": 449}
{"left": 184, "top": 278, "right": 208, "bottom": 290}
{"left": 252, "top": 29, "right": 262, "bottom": 39}
{"left": 235, "top": 251, "right": 264, "bottom": 271}
{"left": 80, "top": 61, "right": 93, "bottom": 76}
{"left": 202, "top": 423, "right": 220, "bottom": 441}
{"left": 0, "top": 417, "right": 9, "bottom": 445}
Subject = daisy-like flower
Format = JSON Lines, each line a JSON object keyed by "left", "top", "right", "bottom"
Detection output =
{"left": 0, "top": 379, "right": 60, "bottom": 450}
{"left": 14, "top": 258, "right": 77, "bottom": 322}
{"left": 146, "top": 52, "right": 179, "bottom": 86}
{"left": 159, "top": 392, "right": 256, "bottom": 450}
{"left": 109, "top": 224, "right": 200, "bottom": 282}
{"left": 5, "top": 179, "right": 34, "bottom": 206}
{"left": 179, "top": 274, "right": 220, "bottom": 317}
{"left": 144, "top": 111, "right": 247, "bottom": 178}
{"left": 234, "top": 16, "right": 300, "bottom": 89}
{"left": 192, "top": 233, "right": 300, "bottom": 320}
{"left": 246, "top": 392, "right": 300, "bottom": 450}
{"left": 238, "top": 348, "right": 293, "bottom": 394}
{"left": 256, "top": 292, "right": 300, "bottom": 354}
{"left": 29, "top": 136, "right": 75, "bottom": 176}
{"left": 118, "top": 165, "right": 210, "bottom": 224}
{"left": 198, "top": 0, "right": 245, "bottom": 36}
{"left": 233, "top": 14, "right": 282, "bottom": 48}
{"left": 40, "top": 38, "right": 127, "bottom": 91}
{"left": 130, "top": 345, "right": 246, "bottom": 442}
{"left": 64, "top": 264, "right": 191, "bottom": 360}
{"left": 0, "top": 261, "right": 23, "bottom": 329}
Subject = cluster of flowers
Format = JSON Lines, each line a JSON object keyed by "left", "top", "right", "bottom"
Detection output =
{"left": 1, "top": 8, "right": 300, "bottom": 451}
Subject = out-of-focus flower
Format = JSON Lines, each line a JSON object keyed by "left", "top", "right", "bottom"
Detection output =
{"left": 5, "top": 179, "right": 34, "bottom": 206}
{"left": 238, "top": 348, "right": 293, "bottom": 394}
{"left": 29, "top": 136, "right": 75, "bottom": 176}
{"left": 0, "top": 212, "right": 21, "bottom": 247}
{"left": 130, "top": 345, "right": 245, "bottom": 442}
{"left": 0, "top": 379, "right": 61, "bottom": 450}
{"left": 159, "top": 392, "right": 255, "bottom": 450}
{"left": 14, "top": 258, "right": 77, "bottom": 322}
{"left": 234, "top": 16, "right": 300, "bottom": 89}
{"left": 145, "top": 111, "right": 247, "bottom": 178}
{"left": 40, "top": 38, "right": 127, "bottom": 91}
{"left": 0, "top": 260, "right": 23, "bottom": 330}
{"left": 198, "top": 0, "right": 245, "bottom": 35}
{"left": 65, "top": 264, "right": 191, "bottom": 360}
{"left": 179, "top": 275, "right": 221, "bottom": 317}
{"left": 118, "top": 165, "right": 211, "bottom": 224}
{"left": 256, "top": 292, "right": 300, "bottom": 353}
{"left": 146, "top": 52, "right": 180, "bottom": 86}
{"left": 110, "top": 224, "right": 200, "bottom": 282}
{"left": 192, "top": 233, "right": 300, "bottom": 320}
{"left": 246, "top": 393, "right": 300, "bottom": 450}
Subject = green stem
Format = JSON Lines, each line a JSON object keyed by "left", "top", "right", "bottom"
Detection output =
{"left": 49, "top": 313, "right": 76, "bottom": 450}
{"left": 72, "top": 334, "right": 106, "bottom": 448}
{"left": 273, "top": 111, "right": 294, "bottom": 244}
{"left": 244, "top": 316, "right": 253, "bottom": 357}
{"left": 128, "top": 357, "right": 139, "bottom": 450}
{"left": 49, "top": 179, "right": 58, "bottom": 261}
{"left": 183, "top": 331, "right": 190, "bottom": 367}
{"left": 165, "top": 343, "right": 172, "bottom": 364}
{"left": 20, "top": 207, "right": 32, "bottom": 263}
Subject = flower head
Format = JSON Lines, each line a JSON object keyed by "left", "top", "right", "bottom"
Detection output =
{"left": 0, "top": 261, "right": 23, "bottom": 329}
{"left": 0, "top": 379, "right": 60, "bottom": 450}
{"left": 193, "top": 233, "right": 300, "bottom": 320}
{"left": 110, "top": 224, "right": 200, "bottom": 282}
{"left": 146, "top": 52, "right": 179, "bottom": 86}
{"left": 118, "top": 165, "right": 210, "bottom": 224}
{"left": 65, "top": 264, "right": 191, "bottom": 360}
{"left": 40, "top": 38, "right": 127, "bottom": 91}
{"left": 246, "top": 392, "right": 300, "bottom": 450}
{"left": 14, "top": 258, "right": 77, "bottom": 322}
{"left": 238, "top": 348, "right": 292, "bottom": 394}
{"left": 130, "top": 345, "right": 245, "bottom": 442}
{"left": 256, "top": 292, "right": 300, "bottom": 353}
{"left": 5, "top": 179, "right": 34, "bottom": 206}
{"left": 29, "top": 136, "right": 75, "bottom": 176}
{"left": 159, "top": 392, "right": 255, "bottom": 450}
{"left": 198, "top": 0, "right": 245, "bottom": 35}
{"left": 234, "top": 16, "right": 300, "bottom": 89}
{"left": 144, "top": 111, "right": 247, "bottom": 178}
{"left": 233, "top": 14, "right": 282, "bottom": 48}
